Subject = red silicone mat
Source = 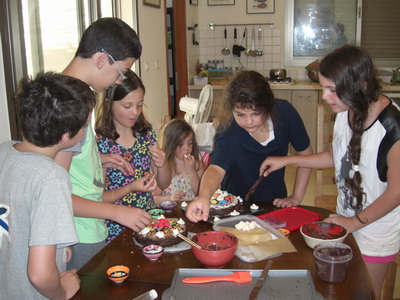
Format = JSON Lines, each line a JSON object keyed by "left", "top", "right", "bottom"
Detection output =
{"left": 257, "top": 207, "right": 321, "bottom": 231}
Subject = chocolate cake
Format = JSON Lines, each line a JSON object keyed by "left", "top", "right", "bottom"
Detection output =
{"left": 133, "top": 217, "right": 187, "bottom": 247}
{"left": 209, "top": 189, "right": 240, "bottom": 217}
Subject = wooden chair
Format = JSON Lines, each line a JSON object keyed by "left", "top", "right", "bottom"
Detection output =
{"left": 314, "top": 104, "right": 337, "bottom": 212}
{"left": 381, "top": 252, "right": 400, "bottom": 300}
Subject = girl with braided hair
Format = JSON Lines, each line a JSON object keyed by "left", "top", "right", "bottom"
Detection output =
{"left": 260, "top": 45, "right": 400, "bottom": 299}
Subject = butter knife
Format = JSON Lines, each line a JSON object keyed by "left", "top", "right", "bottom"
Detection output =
{"left": 244, "top": 165, "right": 270, "bottom": 202}
{"left": 248, "top": 260, "right": 273, "bottom": 300}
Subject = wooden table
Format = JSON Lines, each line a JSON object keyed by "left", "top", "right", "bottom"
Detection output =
{"left": 71, "top": 205, "right": 374, "bottom": 300}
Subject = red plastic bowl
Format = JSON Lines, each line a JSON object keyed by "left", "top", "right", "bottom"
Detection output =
{"left": 191, "top": 231, "right": 238, "bottom": 268}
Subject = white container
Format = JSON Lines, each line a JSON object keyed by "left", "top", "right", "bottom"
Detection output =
{"left": 213, "top": 215, "right": 284, "bottom": 262}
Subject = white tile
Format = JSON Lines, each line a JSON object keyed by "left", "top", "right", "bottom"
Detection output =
{"left": 272, "top": 46, "right": 281, "bottom": 54}
{"left": 272, "top": 37, "right": 281, "bottom": 46}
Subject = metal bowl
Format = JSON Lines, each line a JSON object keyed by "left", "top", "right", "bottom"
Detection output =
{"left": 307, "top": 70, "right": 319, "bottom": 82}
{"left": 270, "top": 68, "right": 287, "bottom": 80}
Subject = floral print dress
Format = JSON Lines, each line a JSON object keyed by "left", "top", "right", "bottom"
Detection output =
{"left": 162, "top": 173, "right": 196, "bottom": 202}
{"left": 96, "top": 129, "right": 157, "bottom": 243}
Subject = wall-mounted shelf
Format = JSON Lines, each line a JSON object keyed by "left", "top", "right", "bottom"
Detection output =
{"left": 209, "top": 22, "right": 273, "bottom": 30}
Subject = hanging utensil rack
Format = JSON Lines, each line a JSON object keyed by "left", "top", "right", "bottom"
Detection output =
{"left": 209, "top": 22, "right": 273, "bottom": 30}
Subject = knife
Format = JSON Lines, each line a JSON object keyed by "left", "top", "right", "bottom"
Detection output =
{"left": 244, "top": 165, "right": 270, "bottom": 201}
{"left": 248, "top": 260, "right": 273, "bottom": 300}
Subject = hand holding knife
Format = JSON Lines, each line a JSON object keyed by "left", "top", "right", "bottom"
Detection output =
{"left": 244, "top": 165, "right": 270, "bottom": 202}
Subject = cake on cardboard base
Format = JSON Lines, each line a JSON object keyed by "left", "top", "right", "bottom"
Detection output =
{"left": 133, "top": 217, "right": 187, "bottom": 248}
{"left": 209, "top": 189, "right": 240, "bottom": 217}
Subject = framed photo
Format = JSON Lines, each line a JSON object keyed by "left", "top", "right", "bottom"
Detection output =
{"left": 143, "top": 0, "right": 161, "bottom": 8}
{"left": 246, "top": 0, "right": 274, "bottom": 14}
{"left": 190, "top": 0, "right": 198, "bottom": 5}
{"left": 208, "top": 0, "right": 235, "bottom": 6}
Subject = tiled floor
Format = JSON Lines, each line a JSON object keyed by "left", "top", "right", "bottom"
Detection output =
{"left": 284, "top": 166, "right": 400, "bottom": 299}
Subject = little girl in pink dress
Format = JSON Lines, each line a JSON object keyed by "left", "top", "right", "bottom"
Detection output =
{"left": 154, "top": 119, "right": 204, "bottom": 204}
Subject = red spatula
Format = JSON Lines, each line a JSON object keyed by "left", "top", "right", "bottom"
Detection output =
{"left": 182, "top": 272, "right": 252, "bottom": 284}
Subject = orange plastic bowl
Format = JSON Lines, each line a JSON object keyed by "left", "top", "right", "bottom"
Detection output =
{"left": 106, "top": 265, "right": 130, "bottom": 283}
{"left": 191, "top": 231, "right": 238, "bottom": 268}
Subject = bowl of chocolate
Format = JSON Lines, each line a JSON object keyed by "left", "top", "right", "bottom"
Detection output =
{"left": 313, "top": 241, "right": 353, "bottom": 282}
{"left": 106, "top": 265, "right": 130, "bottom": 284}
{"left": 300, "top": 221, "right": 348, "bottom": 249}
{"left": 191, "top": 231, "right": 238, "bottom": 268}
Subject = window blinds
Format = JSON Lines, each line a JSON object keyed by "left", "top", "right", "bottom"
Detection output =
{"left": 361, "top": 0, "right": 400, "bottom": 66}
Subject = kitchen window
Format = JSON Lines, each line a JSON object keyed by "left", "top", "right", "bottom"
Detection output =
{"left": 285, "top": 0, "right": 400, "bottom": 68}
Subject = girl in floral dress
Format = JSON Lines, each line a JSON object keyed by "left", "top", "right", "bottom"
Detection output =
{"left": 154, "top": 119, "right": 204, "bottom": 205}
{"left": 95, "top": 70, "right": 171, "bottom": 243}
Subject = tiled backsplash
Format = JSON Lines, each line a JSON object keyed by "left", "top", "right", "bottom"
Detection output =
{"left": 198, "top": 26, "right": 281, "bottom": 77}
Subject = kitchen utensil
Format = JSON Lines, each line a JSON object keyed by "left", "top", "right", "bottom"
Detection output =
{"left": 222, "top": 27, "right": 230, "bottom": 55}
{"left": 182, "top": 272, "right": 252, "bottom": 284}
{"left": 238, "top": 28, "right": 246, "bottom": 54}
{"left": 250, "top": 27, "right": 257, "bottom": 57}
{"left": 244, "top": 165, "right": 270, "bottom": 201}
{"left": 269, "top": 68, "right": 287, "bottom": 80}
{"left": 256, "top": 27, "right": 263, "bottom": 56}
{"left": 232, "top": 27, "right": 240, "bottom": 56}
{"left": 245, "top": 27, "right": 251, "bottom": 56}
{"left": 178, "top": 233, "right": 202, "bottom": 249}
{"left": 249, "top": 260, "right": 273, "bottom": 300}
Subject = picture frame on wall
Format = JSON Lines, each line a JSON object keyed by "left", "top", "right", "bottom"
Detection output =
{"left": 143, "top": 0, "right": 161, "bottom": 8}
{"left": 190, "top": 0, "right": 198, "bottom": 5}
{"left": 208, "top": 0, "right": 235, "bottom": 6}
{"left": 246, "top": 0, "right": 275, "bottom": 14}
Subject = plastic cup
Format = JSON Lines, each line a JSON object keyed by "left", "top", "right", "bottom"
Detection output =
{"left": 313, "top": 241, "right": 353, "bottom": 283}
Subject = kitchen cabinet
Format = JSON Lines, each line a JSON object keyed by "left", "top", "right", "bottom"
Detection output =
{"left": 291, "top": 90, "right": 318, "bottom": 151}
{"left": 273, "top": 89, "right": 318, "bottom": 152}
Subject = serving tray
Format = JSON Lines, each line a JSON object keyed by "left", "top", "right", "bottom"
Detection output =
{"left": 162, "top": 268, "right": 323, "bottom": 300}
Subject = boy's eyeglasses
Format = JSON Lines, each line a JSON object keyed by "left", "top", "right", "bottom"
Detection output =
{"left": 101, "top": 49, "right": 127, "bottom": 82}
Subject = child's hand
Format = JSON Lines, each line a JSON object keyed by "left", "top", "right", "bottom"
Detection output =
{"left": 60, "top": 269, "right": 80, "bottom": 299}
{"left": 149, "top": 142, "right": 166, "bottom": 168}
{"left": 170, "top": 190, "right": 186, "bottom": 202}
{"left": 113, "top": 206, "right": 152, "bottom": 232}
{"left": 259, "top": 156, "right": 286, "bottom": 177}
{"left": 273, "top": 196, "right": 302, "bottom": 208}
{"left": 324, "top": 214, "right": 359, "bottom": 233}
{"left": 185, "top": 197, "right": 210, "bottom": 223}
{"left": 128, "top": 173, "right": 157, "bottom": 193}
{"left": 100, "top": 153, "right": 134, "bottom": 176}
{"left": 183, "top": 154, "right": 197, "bottom": 174}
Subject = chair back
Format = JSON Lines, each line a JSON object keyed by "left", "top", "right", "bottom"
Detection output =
{"left": 315, "top": 104, "right": 337, "bottom": 212}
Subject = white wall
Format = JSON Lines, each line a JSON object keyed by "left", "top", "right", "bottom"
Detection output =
{"left": 0, "top": 37, "right": 11, "bottom": 143}
{"left": 138, "top": 2, "right": 169, "bottom": 134}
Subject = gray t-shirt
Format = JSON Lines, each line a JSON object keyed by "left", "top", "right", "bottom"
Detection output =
{"left": 0, "top": 141, "right": 78, "bottom": 299}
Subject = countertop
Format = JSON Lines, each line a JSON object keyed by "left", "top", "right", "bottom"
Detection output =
{"left": 189, "top": 80, "right": 400, "bottom": 92}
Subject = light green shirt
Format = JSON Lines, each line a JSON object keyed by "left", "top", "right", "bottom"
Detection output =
{"left": 70, "top": 123, "right": 107, "bottom": 243}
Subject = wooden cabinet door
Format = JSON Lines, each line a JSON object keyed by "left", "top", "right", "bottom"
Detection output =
{"left": 291, "top": 90, "right": 318, "bottom": 152}
{"left": 273, "top": 90, "right": 292, "bottom": 102}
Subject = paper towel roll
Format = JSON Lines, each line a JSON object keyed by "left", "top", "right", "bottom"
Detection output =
{"left": 179, "top": 96, "right": 199, "bottom": 114}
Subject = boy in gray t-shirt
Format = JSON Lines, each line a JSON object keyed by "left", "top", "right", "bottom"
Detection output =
{"left": 0, "top": 72, "right": 95, "bottom": 299}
